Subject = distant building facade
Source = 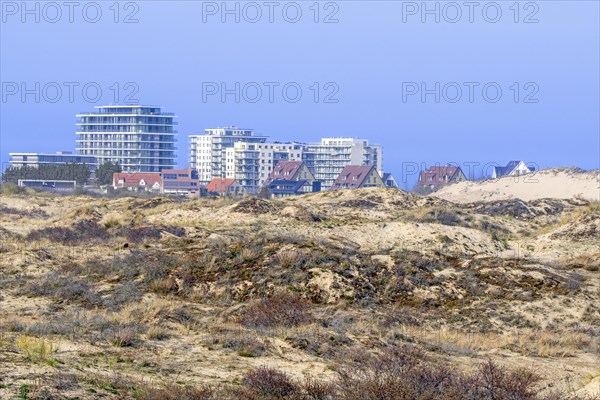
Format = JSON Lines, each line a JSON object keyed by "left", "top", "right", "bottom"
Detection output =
{"left": 224, "top": 142, "right": 304, "bottom": 193}
{"left": 303, "top": 138, "right": 383, "bottom": 190}
{"left": 161, "top": 169, "right": 200, "bottom": 196}
{"left": 189, "top": 132, "right": 385, "bottom": 193}
{"left": 77, "top": 105, "right": 177, "bottom": 173}
{"left": 189, "top": 127, "right": 266, "bottom": 185}
{"left": 415, "top": 165, "right": 467, "bottom": 194}
{"left": 18, "top": 179, "right": 77, "bottom": 191}
{"left": 491, "top": 161, "right": 534, "bottom": 179}
{"left": 9, "top": 152, "right": 97, "bottom": 170}
{"left": 331, "top": 165, "right": 385, "bottom": 189}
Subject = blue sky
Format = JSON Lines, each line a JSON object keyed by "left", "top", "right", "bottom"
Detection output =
{"left": 1, "top": 1, "right": 599, "bottom": 188}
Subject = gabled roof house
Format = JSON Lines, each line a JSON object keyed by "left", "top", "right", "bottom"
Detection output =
{"left": 381, "top": 172, "right": 399, "bottom": 189}
{"left": 331, "top": 165, "right": 385, "bottom": 190}
{"left": 263, "top": 160, "right": 321, "bottom": 198}
{"left": 113, "top": 172, "right": 162, "bottom": 192}
{"left": 268, "top": 161, "right": 315, "bottom": 182}
{"left": 415, "top": 165, "right": 467, "bottom": 194}
{"left": 206, "top": 178, "right": 243, "bottom": 196}
{"left": 491, "top": 161, "right": 535, "bottom": 179}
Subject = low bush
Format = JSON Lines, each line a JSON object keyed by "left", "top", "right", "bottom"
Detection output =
{"left": 242, "top": 367, "right": 299, "bottom": 398}
{"left": 217, "top": 334, "right": 269, "bottom": 357}
{"left": 26, "top": 220, "right": 109, "bottom": 245}
{"left": 104, "top": 324, "right": 143, "bottom": 347}
{"left": 239, "top": 292, "right": 313, "bottom": 329}
{"left": 15, "top": 335, "right": 56, "bottom": 363}
{"left": 21, "top": 271, "right": 101, "bottom": 307}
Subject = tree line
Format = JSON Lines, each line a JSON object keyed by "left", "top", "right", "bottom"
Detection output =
{"left": 1, "top": 162, "right": 120, "bottom": 186}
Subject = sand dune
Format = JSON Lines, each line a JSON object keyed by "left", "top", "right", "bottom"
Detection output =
{"left": 432, "top": 168, "right": 600, "bottom": 204}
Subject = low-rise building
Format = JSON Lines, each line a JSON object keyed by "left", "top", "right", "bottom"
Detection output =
{"left": 9, "top": 152, "right": 97, "bottom": 170}
{"left": 161, "top": 169, "right": 200, "bottom": 196}
{"left": 206, "top": 178, "right": 243, "bottom": 196}
{"left": 491, "top": 161, "right": 534, "bottom": 179}
{"left": 331, "top": 165, "right": 385, "bottom": 190}
{"left": 113, "top": 172, "right": 162, "bottom": 192}
{"left": 415, "top": 165, "right": 467, "bottom": 194}
{"left": 18, "top": 179, "right": 77, "bottom": 191}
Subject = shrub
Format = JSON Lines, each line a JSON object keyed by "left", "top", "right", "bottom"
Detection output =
{"left": 146, "top": 325, "right": 170, "bottom": 341}
{"left": 104, "top": 324, "right": 143, "bottom": 347}
{"left": 239, "top": 292, "right": 312, "bottom": 329}
{"left": 21, "top": 271, "right": 101, "bottom": 307}
{"left": 149, "top": 277, "right": 178, "bottom": 294}
{"left": 275, "top": 249, "right": 304, "bottom": 268}
{"left": 474, "top": 359, "right": 540, "bottom": 400}
{"left": 103, "top": 282, "right": 142, "bottom": 311}
{"left": 1, "top": 318, "right": 26, "bottom": 332}
{"left": 15, "top": 335, "right": 55, "bottom": 363}
{"left": 334, "top": 347, "right": 580, "bottom": 400}
{"left": 242, "top": 367, "right": 299, "bottom": 398}
{"left": 0, "top": 182, "right": 25, "bottom": 194}
{"left": 301, "top": 377, "right": 336, "bottom": 400}
{"left": 218, "top": 335, "right": 269, "bottom": 357}
{"left": 26, "top": 220, "right": 108, "bottom": 245}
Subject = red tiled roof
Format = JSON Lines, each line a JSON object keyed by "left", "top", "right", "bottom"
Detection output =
{"left": 206, "top": 178, "right": 235, "bottom": 193}
{"left": 269, "top": 161, "right": 303, "bottom": 181}
{"left": 113, "top": 173, "right": 162, "bottom": 187}
{"left": 333, "top": 165, "right": 375, "bottom": 188}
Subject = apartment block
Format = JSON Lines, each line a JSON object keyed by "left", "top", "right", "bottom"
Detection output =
{"left": 303, "top": 138, "right": 383, "bottom": 190}
{"left": 189, "top": 130, "right": 384, "bottom": 193}
{"left": 224, "top": 141, "right": 304, "bottom": 193}
{"left": 77, "top": 105, "right": 177, "bottom": 173}
{"left": 189, "top": 127, "right": 267, "bottom": 185}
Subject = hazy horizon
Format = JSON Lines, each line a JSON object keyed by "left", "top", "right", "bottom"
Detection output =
{"left": 2, "top": 1, "right": 599, "bottom": 188}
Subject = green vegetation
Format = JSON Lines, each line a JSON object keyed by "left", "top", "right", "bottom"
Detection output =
{"left": 1, "top": 163, "right": 91, "bottom": 185}
{"left": 96, "top": 161, "right": 121, "bottom": 185}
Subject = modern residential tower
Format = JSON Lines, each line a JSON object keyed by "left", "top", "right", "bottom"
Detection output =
{"left": 189, "top": 127, "right": 267, "bottom": 185}
{"left": 76, "top": 105, "right": 177, "bottom": 173}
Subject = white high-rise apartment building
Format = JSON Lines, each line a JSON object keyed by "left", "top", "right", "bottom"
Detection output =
{"left": 189, "top": 127, "right": 267, "bottom": 184}
{"left": 303, "top": 138, "right": 383, "bottom": 190}
{"left": 224, "top": 142, "right": 304, "bottom": 193}
{"left": 76, "top": 105, "right": 177, "bottom": 173}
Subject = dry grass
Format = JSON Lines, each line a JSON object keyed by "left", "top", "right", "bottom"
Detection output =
{"left": 0, "top": 190, "right": 598, "bottom": 399}
{"left": 556, "top": 253, "right": 600, "bottom": 272}
{"left": 275, "top": 249, "right": 303, "bottom": 268}
{"left": 400, "top": 326, "right": 593, "bottom": 357}
{"left": 15, "top": 335, "right": 56, "bottom": 363}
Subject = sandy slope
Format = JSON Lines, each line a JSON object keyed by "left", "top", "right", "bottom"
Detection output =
{"left": 432, "top": 168, "right": 600, "bottom": 203}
